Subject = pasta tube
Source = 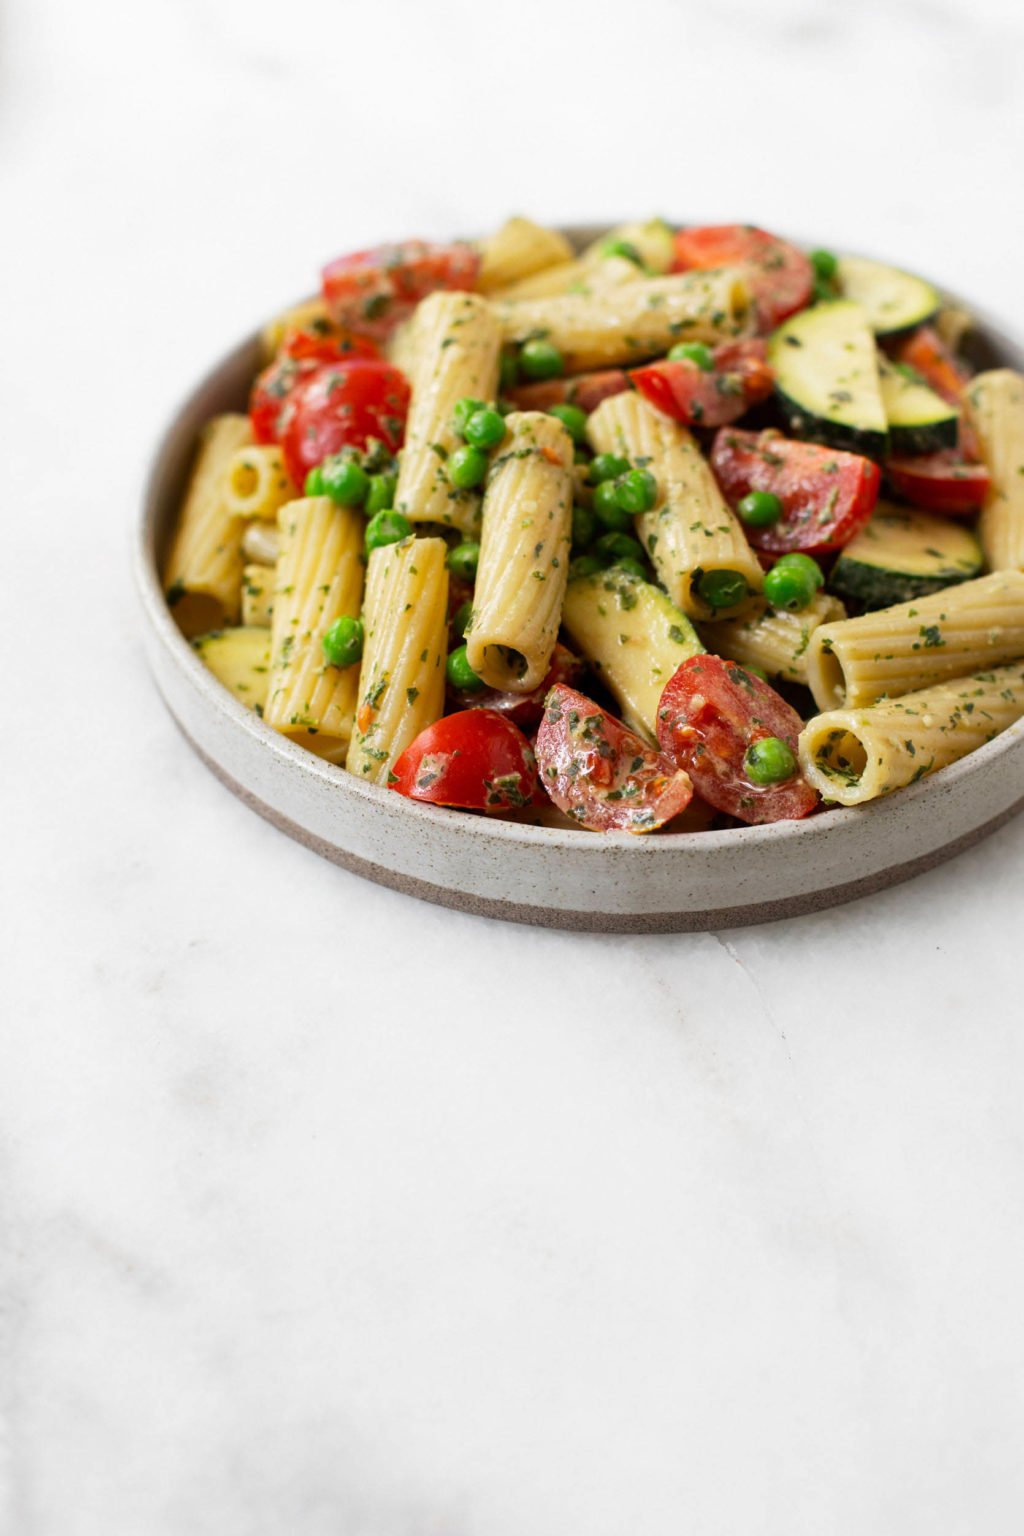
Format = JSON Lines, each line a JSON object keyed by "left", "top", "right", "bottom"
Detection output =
{"left": 561, "top": 568, "right": 704, "bottom": 742}
{"left": 699, "top": 593, "right": 848, "bottom": 685}
{"left": 579, "top": 219, "right": 675, "bottom": 273}
{"left": 192, "top": 627, "right": 271, "bottom": 711}
{"left": 242, "top": 520, "right": 280, "bottom": 566}
{"left": 804, "top": 571, "right": 1024, "bottom": 710}
{"left": 394, "top": 292, "right": 502, "bottom": 535}
{"left": 224, "top": 445, "right": 297, "bottom": 521}
{"left": 477, "top": 217, "right": 574, "bottom": 293}
{"left": 492, "top": 219, "right": 675, "bottom": 302}
{"left": 264, "top": 496, "right": 365, "bottom": 747}
{"left": 465, "top": 412, "right": 574, "bottom": 692}
{"left": 241, "top": 565, "right": 274, "bottom": 628}
{"left": 164, "top": 414, "right": 253, "bottom": 636}
{"left": 498, "top": 267, "right": 752, "bottom": 371}
{"left": 346, "top": 537, "right": 449, "bottom": 783}
{"left": 586, "top": 392, "right": 763, "bottom": 621}
{"left": 799, "top": 662, "right": 1024, "bottom": 805}
{"left": 966, "top": 369, "right": 1024, "bottom": 573}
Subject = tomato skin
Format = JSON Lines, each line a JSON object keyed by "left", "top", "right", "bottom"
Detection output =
{"left": 389, "top": 710, "right": 538, "bottom": 812}
{"left": 657, "top": 656, "right": 818, "bottom": 825}
{"left": 505, "top": 369, "right": 630, "bottom": 414}
{"left": 886, "top": 452, "right": 991, "bottom": 515}
{"left": 249, "top": 332, "right": 380, "bottom": 444}
{"left": 280, "top": 359, "right": 411, "bottom": 488}
{"left": 711, "top": 427, "right": 880, "bottom": 556}
{"left": 448, "top": 644, "right": 585, "bottom": 729}
{"left": 631, "top": 339, "right": 774, "bottom": 428}
{"left": 321, "top": 240, "right": 480, "bottom": 342}
{"left": 672, "top": 224, "right": 813, "bottom": 330}
{"left": 535, "top": 684, "right": 693, "bottom": 834}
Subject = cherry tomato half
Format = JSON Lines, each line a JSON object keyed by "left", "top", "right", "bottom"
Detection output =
{"left": 535, "top": 684, "right": 693, "bottom": 833}
{"left": 447, "top": 644, "right": 585, "bottom": 730}
{"left": 631, "top": 338, "right": 774, "bottom": 429}
{"left": 886, "top": 452, "right": 991, "bottom": 516}
{"left": 672, "top": 224, "right": 814, "bottom": 331}
{"left": 505, "top": 369, "right": 631, "bottom": 415}
{"left": 389, "top": 710, "right": 538, "bottom": 812}
{"left": 656, "top": 656, "right": 818, "bottom": 825}
{"left": 711, "top": 427, "right": 880, "bottom": 556}
{"left": 280, "top": 359, "right": 411, "bottom": 489}
{"left": 321, "top": 239, "right": 480, "bottom": 343}
{"left": 249, "top": 332, "right": 380, "bottom": 445}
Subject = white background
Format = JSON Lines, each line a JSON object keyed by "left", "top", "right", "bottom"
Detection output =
{"left": 4, "top": 1, "right": 1024, "bottom": 1532}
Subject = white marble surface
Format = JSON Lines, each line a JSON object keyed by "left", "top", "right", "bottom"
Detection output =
{"left": 4, "top": 0, "right": 1024, "bottom": 1531}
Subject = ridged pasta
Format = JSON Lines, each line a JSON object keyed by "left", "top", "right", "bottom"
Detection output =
{"left": 346, "top": 537, "right": 449, "bottom": 783}
{"left": 394, "top": 292, "right": 502, "bottom": 535}
{"left": 579, "top": 219, "right": 675, "bottom": 273}
{"left": 224, "top": 445, "right": 297, "bottom": 521}
{"left": 799, "top": 662, "right": 1024, "bottom": 805}
{"left": 264, "top": 496, "right": 365, "bottom": 745}
{"left": 241, "top": 564, "right": 274, "bottom": 628}
{"left": 242, "top": 520, "right": 280, "bottom": 566}
{"left": 495, "top": 251, "right": 645, "bottom": 303}
{"left": 164, "top": 414, "right": 253, "bottom": 637}
{"left": 804, "top": 571, "right": 1024, "bottom": 710}
{"left": 498, "top": 267, "right": 752, "bottom": 371}
{"left": 477, "top": 217, "right": 574, "bottom": 293}
{"left": 967, "top": 369, "right": 1024, "bottom": 573}
{"left": 465, "top": 412, "right": 573, "bottom": 693}
{"left": 561, "top": 568, "right": 704, "bottom": 742}
{"left": 700, "top": 593, "right": 848, "bottom": 685}
{"left": 586, "top": 392, "right": 763, "bottom": 620}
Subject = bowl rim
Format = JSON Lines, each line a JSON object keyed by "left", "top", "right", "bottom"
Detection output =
{"left": 135, "top": 229, "right": 1024, "bottom": 856}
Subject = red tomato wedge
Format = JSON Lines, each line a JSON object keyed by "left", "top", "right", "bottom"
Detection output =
{"left": 672, "top": 225, "right": 813, "bottom": 330}
{"left": 886, "top": 452, "right": 991, "bottom": 515}
{"left": 449, "top": 644, "right": 585, "bottom": 730}
{"left": 280, "top": 359, "right": 410, "bottom": 488}
{"left": 389, "top": 710, "right": 538, "bottom": 812}
{"left": 631, "top": 338, "right": 773, "bottom": 428}
{"left": 894, "top": 326, "right": 971, "bottom": 405}
{"left": 535, "top": 685, "right": 693, "bottom": 833}
{"left": 321, "top": 240, "right": 480, "bottom": 342}
{"left": 711, "top": 427, "right": 880, "bottom": 556}
{"left": 504, "top": 369, "right": 630, "bottom": 414}
{"left": 657, "top": 656, "right": 817, "bottom": 825}
{"left": 250, "top": 332, "right": 380, "bottom": 445}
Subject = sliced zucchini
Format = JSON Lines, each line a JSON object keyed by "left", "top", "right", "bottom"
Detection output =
{"left": 836, "top": 255, "right": 940, "bottom": 338}
{"left": 192, "top": 626, "right": 271, "bottom": 710}
{"left": 561, "top": 567, "right": 703, "bottom": 743}
{"left": 769, "top": 300, "right": 888, "bottom": 459}
{"left": 878, "top": 357, "right": 960, "bottom": 457}
{"left": 828, "top": 501, "right": 983, "bottom": 609}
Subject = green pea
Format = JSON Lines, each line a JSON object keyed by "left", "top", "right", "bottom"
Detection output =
{"left": 452, "top": 397, "right": 486, "bottom": 436}
{"left": 451, "top": 599, "right": 474, "bottom": 641}
{"left": 463, "top": 407, "right": 506, "bottom": 449}
{"left": 548, "top": 403, "right": 588, "bottom": 444}
{"left": 595, "top": 531, "right": 646, "bottom": 564}
{"left": 322, "top": 455, "right": 370, "bottom": 507}
{"left": 601, "top": 238, "right": 643, "bottom": 266}
{"left": 697, "top": 568, "right": 748, "bottom": 611}
{"left": 613, "top": 468, "right": 658, "bottom": 514}
{"left": 593, "top": 479, "right": 633, "bottom": 532}
{"left": 737, "top": 489, "right": 783, "bottom": 527}
{"left": 365, "top": 471, "right": 397, "bottom": 515}
{"left": 499, "top": 352, "right": 519, "bottom": 391}
{"left": 743, "top": 736, "right": 797, "bottom": 785}
{"left": 572, "top": 502, "right": 596, "bottom": 549}
{"left": 321, "top": 615, "right": 364, "bottom": 668}
{"left": 589, "top": 452, "right": 630, "bottom": 485}
{"left": 519, "top": 338, "right": 564, "bottom": 381}
{"left": 447, "top": 540, "right": 481, "bottom": 581}
{"left": 614, "top": 556, "right": 649, "bottom": 581}
{"left": 448, "top": 445, "right": 489, "bottom": 490}
{"left": 667, "top": 341, "right": 714, "bottom": 370}
{"left": 365, "top": 509, "right": 412, "bottom": 555}
{"left": 569, "top": 554, "right": 604, "bottom": 580}
{"left": 304, "top": 466, "right": 325, "bottom": 496}
{"left": 810, "top": 248, "right": 838, "bottom": 281}
{"left": 446, "top": 644, "right": 484, "bottom": 692}
{"left": 763, "top": 552, "right": 824, "bottom": 612}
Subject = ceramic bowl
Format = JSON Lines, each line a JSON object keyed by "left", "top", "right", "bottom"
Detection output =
{"left": 135, "top": 234, "right": 1024, "bottom": 931}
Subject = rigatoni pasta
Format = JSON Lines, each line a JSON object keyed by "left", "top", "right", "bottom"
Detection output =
{"left": 164, "top": 414, "right": 253, "bottom": 636}
{"left": 700, "top": 592, "right": 847, "bottom": 686}
{"left": 476, "top": 217, "right": 574, "bottom": 294}
{"left": 967, "top": 369, "right": 1024, "bottom": 574}
{"left": 224, "top": 445, "right": 297, "bottom": 522}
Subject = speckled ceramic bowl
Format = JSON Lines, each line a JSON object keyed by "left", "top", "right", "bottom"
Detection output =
{"left": 136, "top": 232, "right": 1024, "bottom": 930}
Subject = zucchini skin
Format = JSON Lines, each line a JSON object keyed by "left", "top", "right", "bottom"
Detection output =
{"left": 886, "top": 414, "right": 960, "bottom": 458}
{"left": 828, "top": 559, "right": 975, "bottom": 610}
{"left": 773, "top": 389, "right": 888, "bottom": 460}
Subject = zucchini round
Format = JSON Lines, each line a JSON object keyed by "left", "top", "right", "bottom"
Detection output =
{"left": 768, "top": 301, "right": 888, "bottom": 459}
{"left": 837, "top": 255, "right": 940, "bottom": 338}
{"left": 828, "top": 502, "right": 983, "bottom": 609}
